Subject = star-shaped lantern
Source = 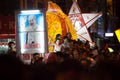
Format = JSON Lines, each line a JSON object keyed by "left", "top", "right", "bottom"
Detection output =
{"left": 68, "top": 0, "right": 102, "bottom": 42}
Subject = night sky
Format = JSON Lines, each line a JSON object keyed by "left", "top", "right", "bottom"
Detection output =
{"left": 0, "top": 0, "right": 119, "bottom": 18}
{"left": 0, "top": 0, "right": 19, "bottom": 15}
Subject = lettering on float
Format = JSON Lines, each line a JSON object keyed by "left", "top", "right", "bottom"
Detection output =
{"left": 23, "top": 44, "right": 41, "bottom": 48}
{"left": 81, "top": 32, "right": 87, "bottom": 35}
{"left": 69, "top": 14, "right": 81, "bottom": 18}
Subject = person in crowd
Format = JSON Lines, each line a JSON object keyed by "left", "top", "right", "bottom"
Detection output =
{"left": 31, "top": 53, "right": 42, "bottom": 65}
{"left": 0, "top": 54, "right": 24, "bottom": 80}
{"left": 56, "top": 59, "right": 84, "bottom": 80}
{"left": 7, "top": 41, "right": 16, "bottom": 56}
{"left": 55, "top": 34, "right": 62, "bottom": 40}
{"left": 62, "top": 33, "right": 75, "bottom": 52}
{"left": 46, "top": 52, "right": 58, "bottom": 64}
{"left": 61, "top": 36, "right": 70, "bottom": 52}
{"left": 49, "top": 39, "right": 63, "bottom": 52}
{"left": 66, "top": 32, "right": 72, "bottom": 42}
{"left": 55, "top": 51, "right": 64, "bottom": 63}
{"left": 72, "top": 49, "right": 80, "bottom": 61}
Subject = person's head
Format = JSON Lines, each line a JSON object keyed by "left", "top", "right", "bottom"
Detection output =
{"left": 66, "top": 32, "right": 72, "bottom": 40}
{"left": 8, "top": 41, "right": 15, "bottom": 49}
{"left": 28, "top": 15, "right": 36, "bottom": 26}
{"left": 34, "top": 57, "right": 43, "bottom": 65}
{"left": 47, "top": 52, "right": 57, "bottom": 63}
{"left": 32, "top": 53, "right": 40, "bottom": 61}
{"left": 63, "top": 36, "right": 68, "bottom": 43}
{"left": 55, "top": 34, "right": 61, "bottom": 40}
{"left": 73, "top": 49, "right": 79, "bottom": 60}
{"left": 55, "top": 51, "right": 64, "bottom": 63}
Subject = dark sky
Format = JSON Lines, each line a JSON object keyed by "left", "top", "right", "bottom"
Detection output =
{"left": 115, "top": 0, "right": 120, "bottom": 18}
{"left": 0, "top": 0, "right": 19, "bottom": 15}
{"left": 0, "top": 0, "right": 120, "bottom": 19}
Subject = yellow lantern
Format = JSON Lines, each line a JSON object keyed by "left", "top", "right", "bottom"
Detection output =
{"left": 115, "top": 29, "right": 120, "bottom": 43}
{"left": 46, "top": 1, "right": 77, "bottom": 52}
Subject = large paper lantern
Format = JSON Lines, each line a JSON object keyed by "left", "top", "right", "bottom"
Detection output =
{"left": 46, "top": 1, "right": 77, "bottom": 52}
{"left": 46, "top": 1, "right": 77, "bottom": 41}
{"left": 115, "top": 29, "right": 120, "bottom": 43}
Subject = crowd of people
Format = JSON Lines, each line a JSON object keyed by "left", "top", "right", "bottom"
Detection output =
{"left": 0, "top": 32, "right": 120, "bottom": 80}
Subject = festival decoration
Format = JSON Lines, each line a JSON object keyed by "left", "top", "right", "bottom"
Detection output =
{"left": 68, "top": 0, "right": 102, "bottom": 42}
{"left": 115, "top": 29, "right": 120, "bottom": 43}
{"left": 46, "top": 1, "right": 77, "bottom": 43}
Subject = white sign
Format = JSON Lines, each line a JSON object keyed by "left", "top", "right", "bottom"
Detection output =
{"left": 16, "top": 10, "right": 48, "bottom": 54}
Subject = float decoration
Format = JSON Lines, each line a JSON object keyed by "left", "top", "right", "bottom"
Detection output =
{"left": 68, "top": 0, "right": 102, "bottom": 42}
{"left": 46, "top": 1, "right": 77, "bottom": 42}
{"left": 115, "top": 29, "right": 120, "bottom": 43}
{"left": 46, "top": 1, "right": 78, "bottom": 52}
